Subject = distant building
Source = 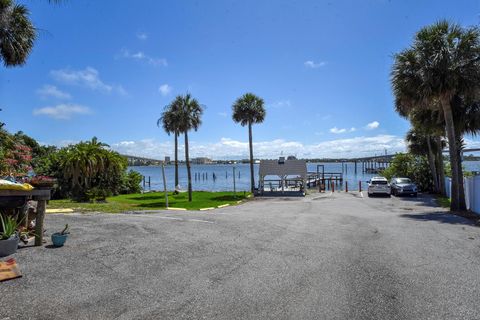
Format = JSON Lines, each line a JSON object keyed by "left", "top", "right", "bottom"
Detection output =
{"left": 165, "top": 156, "right": 171, "bottom": 163}
{"left": 191, "top": 157, "right": 213, "bottom": 164}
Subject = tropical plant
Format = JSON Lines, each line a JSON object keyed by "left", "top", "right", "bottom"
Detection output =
{"left": 0, "top": 0, "right": 36, "bottom": 67}
{"left": 120, "top": 170, "right": 143, "bottom": 194}
{"left": 391, "top": 20, "right": 480, "bottom": 211}
{"left": 0, "top": 214, "right": 19, "bottom": 240}
{"left": 36, "top": 137, "right": 128, "bottom": 200}
{"left": 232, "top": 93, "right": 266, "bottom": 193}
{"left": 158, "top": 99, "right": 182, "bottom": 190}
{"left": 382, "top": 153, "right": 432, "bottom": 192}
{"left": 174, "top": 94, "right": 203, "bottom": 202}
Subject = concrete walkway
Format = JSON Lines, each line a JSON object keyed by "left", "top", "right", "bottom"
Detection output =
{"left": 1, "top": 192, "right": 479, "bottom": 319}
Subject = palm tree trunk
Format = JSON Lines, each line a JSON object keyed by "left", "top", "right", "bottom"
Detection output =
{"left": 435, "top": 136, "right": 446, "bottom": 196}
{"left": 455, "top": 135, "right": 467, "bottom": 211}
{"left": 248, "top": 122, "right": 255, "bottom": 194}
{"left": 441, "top": 98, "right": 460, "bottom": 211}
{"left": 426, "top": 136, "right": 439, "bottom": 193}
{"left": 184, "top": 131, "right": 192, "bottom": 202}
{"left": 174, "top": 131, "right": 179, "bottom": 189}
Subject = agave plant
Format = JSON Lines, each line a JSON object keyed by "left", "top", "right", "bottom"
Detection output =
{"left": 0, "top": 214, "right": 19, "bottom": 240}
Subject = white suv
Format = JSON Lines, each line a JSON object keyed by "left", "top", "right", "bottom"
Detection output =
{"left": 367, "top": 177, "right": 391, "bottom": 197}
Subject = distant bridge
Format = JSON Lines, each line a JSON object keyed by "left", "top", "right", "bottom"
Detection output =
{"left": 121, "top": 154, "right": 163, "bottom": 166}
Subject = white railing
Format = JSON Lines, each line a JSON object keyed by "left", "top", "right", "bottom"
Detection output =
{"left": 445, "top": 176, "right": 480, "bottom": 214}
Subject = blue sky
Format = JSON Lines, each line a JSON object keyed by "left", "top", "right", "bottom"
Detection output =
{"left": 2, "top": 0, "right": 480, "bottom": 159}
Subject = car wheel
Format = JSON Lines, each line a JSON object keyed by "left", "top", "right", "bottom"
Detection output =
{"left": 367, "top": 193, "right": 371, "bottom": 197}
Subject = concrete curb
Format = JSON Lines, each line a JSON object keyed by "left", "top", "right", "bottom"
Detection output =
{"left": 217, "top": 204, "right": 230, "bottom": 208}
{"left": 46, "top": 208, "right": 74, "bottom": 213}
{"left": 199, "top": 207, "right": 215, "bottom": 211}
{"left": 167, "top": 207, "right": 187, "bottom": 211}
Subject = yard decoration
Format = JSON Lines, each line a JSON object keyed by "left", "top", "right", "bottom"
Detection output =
{"left": 0, "top": 214, "right": 25, "bottom": 257}
{"left": 51, "top": 224, "right": 69, "bottom": 247}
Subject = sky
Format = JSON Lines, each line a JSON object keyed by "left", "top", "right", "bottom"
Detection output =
{"left": 2, "top": 0, "right": 480, "bottom": 160}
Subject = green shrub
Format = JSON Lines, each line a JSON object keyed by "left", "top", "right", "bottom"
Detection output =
{"left": 120, "top": 170, "right": 143, "bottom": 194}
{"left": 382, "top": 153, "right": 432, "bottom": 191}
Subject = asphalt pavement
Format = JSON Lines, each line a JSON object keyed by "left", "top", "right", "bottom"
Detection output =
{"left": 1, "top": 191, "right": 479, "bottom": 320}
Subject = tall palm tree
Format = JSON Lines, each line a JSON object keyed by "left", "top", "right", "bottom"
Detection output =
{"left": 158, "top": 98, "right": 182, "bottom": 190}
{"left": 232, "top": 93, "right": 266, "bottom": 194}
{"left": 391, "top": 20, "right": 480, "bottom": 211}
{"left": 0, "top": 0, "right": 36, "bottom": 67}
{"left": 175, "top": 93, "right": 203, "bottom": 202}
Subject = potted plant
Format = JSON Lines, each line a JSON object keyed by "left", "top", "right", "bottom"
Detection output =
{"left": 27, "top": 176, "right": 56, "bottom": 189}
{"left": 0, "top": 214, "right": 22, "bottom": 257}
{"left": 51, "top": 224, "right": 69, "bottom": 247}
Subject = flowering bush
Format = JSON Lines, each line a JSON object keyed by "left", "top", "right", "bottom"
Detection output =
{"left": 1, "top": 143, "right": 32, "bottom": 177}
{"left": 26, "top": 175, "right": 56, "bottom": 186}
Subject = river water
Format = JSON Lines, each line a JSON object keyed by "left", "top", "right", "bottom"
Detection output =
{"left": 129, "top": 161, "right": 480, "bottom": 192}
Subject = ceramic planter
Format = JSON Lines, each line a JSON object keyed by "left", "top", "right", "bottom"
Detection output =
{"left": 0, "top": 234, "right": 19, "bottom": 257}
{"left": 51, "top": 233, "right": 68, "bottom": 247}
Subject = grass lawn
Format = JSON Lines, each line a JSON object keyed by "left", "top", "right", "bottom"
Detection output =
{"left": 48, "top": 191, "right": 251, "bottom": 213}
{"left": 436, "top": 195, "right": 451, "bottom": 208}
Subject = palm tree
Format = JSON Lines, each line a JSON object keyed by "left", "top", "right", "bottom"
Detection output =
{"left": 0, "top": 0, "right": 36, "bottom": 67}
{"left": 158, "top": 98, "right": 182, "bottom": 190}
{"left": 232, "top": 93, "right": 266, "bottom": 194}
{"left": 391, "top": 20, "right": 480, "bottom": 211}
{"left": 407, "top": 108, "right": 447, "bottom": 195}
{"left": 175, "top": 94, "right": 203, "bottom": 202}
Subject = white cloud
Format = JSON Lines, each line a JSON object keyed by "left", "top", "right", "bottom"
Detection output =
{"left": 33, "top": 104, "right": 91, "bottom": 120}
{"left": 136, "top": 32, "right": 148, "bottom": 40}
{"left": 158, "top": 84, "right": 172, "bottom": 96}
{"left": 304, "top": 60, "right": 327, "bottom": 68}
{"left": 50, "top": 67, "right": 127, "bottom": 95}
{"left": 268, "top": 100, "right": 291, "bottom": 109}
{"left": 119, "top": 49, "right": 168, "bottom": 67}
{"left": 365, "top": 121, "right": 380, "bottom": 130}
{"left": 36, "top": 85, "right": 71, "bottom": 100}
{"left": 218, "top": 112, "right": 227, "bottom": 117}
{"left": 110, "top": 135, "right": 406, "bottom": 159}
{"left": 330, "top": 127, "right": 356, "bottom": 134}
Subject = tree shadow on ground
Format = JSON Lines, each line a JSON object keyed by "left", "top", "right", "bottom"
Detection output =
{"left": 400, "top": 211, "right": 477, "bottom": 227}
{"left": 210, "top": 195, "right": 244, "bottom": 201}
{"left": 135, "top": 202, "right": 167, "bottom": 208}
{"left": 395, "top": 193, "right": 440, "bottom": 208}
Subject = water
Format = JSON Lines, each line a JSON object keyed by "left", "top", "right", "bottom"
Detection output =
{"left": 130, "top": 162, "right": 383, "bottom": 192}
{"left": 130, "top": 160, "right": 480, "bottom": 192}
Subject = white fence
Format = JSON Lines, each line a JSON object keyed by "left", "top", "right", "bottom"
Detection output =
{"left": 445, "top": 176, "right": 480, "bottom": 214}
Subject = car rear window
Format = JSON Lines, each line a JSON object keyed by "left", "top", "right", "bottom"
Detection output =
{"left": 397, "top": 178, "right": 411, "bottom": 183}
{"left": 371, "top": 180, "right": 387, "bottom": 185}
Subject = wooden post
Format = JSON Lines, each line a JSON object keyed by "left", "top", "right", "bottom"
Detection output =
{"left": 331, "top": 181, "right": 335, "bottom": 192}
{"left": 35, "top": 200, "right": 46, "bottom": 246}
{"left": 359, "top": 181, "right": 362, "bottom": 192}
{"left": 233, "top": 167, "right": 236, "bottom": 197}
{"left": 345, "top": 181, "right": 348, "bottom": 192}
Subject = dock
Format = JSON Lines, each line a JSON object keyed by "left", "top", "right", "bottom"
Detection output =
{"left": 306, "top": 172, "right": 343, "bottom": 188}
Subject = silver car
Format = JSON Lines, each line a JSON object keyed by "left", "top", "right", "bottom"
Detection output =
{"left": 390, "top": 177, "right": 418, "bottom": 197}
{"left": 367, "top": 177, "right": 391, "bottom": 197}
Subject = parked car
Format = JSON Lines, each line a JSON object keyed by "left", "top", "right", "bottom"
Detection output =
{"left": 367, "top": 177, "right": 391, "bottom": 197}
{"left": 390, "top": 177, "right": 417, "bottom": 197}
